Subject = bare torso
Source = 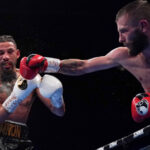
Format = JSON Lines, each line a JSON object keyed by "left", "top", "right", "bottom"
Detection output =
{"left": 118, "top": 48, "right": 150, "bottom": 92}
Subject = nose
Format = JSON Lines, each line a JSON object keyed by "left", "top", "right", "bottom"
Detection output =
{"left": 2, "top": 52, "right": 10, "bottom": 61}
{"left": 119, "top": 33, "right": 125, "bottom": 43}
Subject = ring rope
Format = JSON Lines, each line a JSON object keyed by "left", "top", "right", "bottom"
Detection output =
{"left": 96, "top": 124, "right": 150, "bottom": 150}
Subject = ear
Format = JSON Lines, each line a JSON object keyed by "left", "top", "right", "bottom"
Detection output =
{"left": 16, "top": 49, "right": 20, "bottom": 59}
{"left": 138, "top": 19, "right": 149, "bottom": 32}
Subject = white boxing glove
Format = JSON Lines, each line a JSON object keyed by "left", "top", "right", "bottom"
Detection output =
{"left": 2, "top": 74, "right": 41, "bottom": 113}
{"left": 39, "top": 75, "right": 63, "bottom": 108}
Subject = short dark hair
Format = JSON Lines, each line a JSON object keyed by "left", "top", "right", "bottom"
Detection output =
{"left": 0, "top": 35, "right": 17, "bottom": 48}
{"left": 116, "top": 0, "right": 150, "bottom": 26}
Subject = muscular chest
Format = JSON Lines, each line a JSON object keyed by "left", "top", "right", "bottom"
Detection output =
{"left": 122, "top": 57, "right": 150, "bottom": 88}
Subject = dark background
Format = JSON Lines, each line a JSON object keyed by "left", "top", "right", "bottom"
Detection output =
{"left": 0, "top": 0, "right": 150, "bottom": 149}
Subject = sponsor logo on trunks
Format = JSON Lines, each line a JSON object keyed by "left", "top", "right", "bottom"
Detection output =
{"left": 0, "top": 122, "right": 21, "bottom": 138}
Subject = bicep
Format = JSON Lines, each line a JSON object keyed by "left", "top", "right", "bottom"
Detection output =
{"left": 84, "top": 47, "right": 128, "bottom": 73}
{"left": 85, "top": 55, "right": 120, "bottom": 73}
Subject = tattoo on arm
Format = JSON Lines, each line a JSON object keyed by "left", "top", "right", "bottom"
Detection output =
{"left": 59, "top": 59, "right": 85, "bottom": 75}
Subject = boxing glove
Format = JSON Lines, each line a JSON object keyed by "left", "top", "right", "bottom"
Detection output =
{"left": 2, "top": 74, "right": 41, "bottom": 113}
{"left": 20, "top": 57, "right": 39, "bottom": 80}
{"left": 131, "top": 93, "right": 150, "bottom": 123}
{"left": 38, "top": 75, "right": 63, "bottom": 108}
{"left": 20, "top": 54, "right": 61, "bottom": 80}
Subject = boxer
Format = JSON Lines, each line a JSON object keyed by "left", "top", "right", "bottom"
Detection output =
{"left": 20, "top": 0, "right": 150, "bottom": 124}
{"left": 0, "top": 35, "right": 65, "bottom": 150}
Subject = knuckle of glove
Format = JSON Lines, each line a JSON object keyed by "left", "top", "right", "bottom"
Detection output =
{"left": 132, "top": 93, "right": 150, "bottom": 123}
{"left": 20, "top": 57, "right": 38, "bottom": 80}
{"left": 26, "top": 54, "right": 48, "bottom": 73}
{"left": 27, "top": 54, "right": 45, "bottom": 68}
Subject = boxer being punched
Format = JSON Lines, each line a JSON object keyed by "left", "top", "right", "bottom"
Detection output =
{"left": 20, "top": 0, "right": 150, "bottom": 123}
{"left": 0, "top": 35, "right": 65, "bottom": 150}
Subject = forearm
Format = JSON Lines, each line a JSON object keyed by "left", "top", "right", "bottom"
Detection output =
{"left": 50, "top": 104, "right": 65, "bottom": 117}
{"left": 45, "top": 57, "right": 118, "bottom": 75}
{"left": 37, "top": 75, "right": 66, "bottom": 117}
{"left": 44, "top": 58, "right": 87, "bottom": 76}
{"left": 58, "top": 59, "right": 87, "bottom": 76}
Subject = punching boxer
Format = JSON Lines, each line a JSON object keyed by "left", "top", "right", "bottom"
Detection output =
{"left": 20, "top": 0, "right": 150, "bottom": 123}
{"left": 0, "top": 35, "right": 65, "bottom": 150}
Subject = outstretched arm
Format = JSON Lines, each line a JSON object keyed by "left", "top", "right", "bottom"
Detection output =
{"left": 20, "top": 47, "right": 128, "bottom": 78}
{"left": 59, "top": 56, "right": 119, "bottom": 76}
{"left": 59, "top": 47, "right": 130, "bottom": 75}
{"left": 59, "top": 47, "right": 127, "bottom": 75}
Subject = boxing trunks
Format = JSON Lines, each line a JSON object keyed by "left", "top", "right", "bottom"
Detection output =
{"left": 0, "top": 120, "right": 34, "bottom": 150}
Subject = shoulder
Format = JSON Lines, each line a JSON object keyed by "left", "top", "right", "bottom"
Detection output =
{"left": 106, "top": 47, "right": 130, "bottom": 62}
{"left": 16, "top": 69, "right": 20, "bottom": 77}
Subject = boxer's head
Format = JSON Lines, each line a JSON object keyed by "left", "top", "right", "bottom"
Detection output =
{"left": 0, "top": 35, "right": 20, "bottom": 81}
{"left": 116, "top": 0, "right": 150, "bottom": 56}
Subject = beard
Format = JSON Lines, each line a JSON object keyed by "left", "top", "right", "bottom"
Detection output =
{"left": 125, "top": 29, "right": 149, "bottom": 56}
{"left": 0, "top": 61, "right": 17, "bottom": 82}
{"left": 1, "top": 69, "right": 17, "bottom": 82}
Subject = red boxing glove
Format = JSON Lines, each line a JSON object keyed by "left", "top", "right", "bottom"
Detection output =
{"left": 20, "top": 57, "right": 39, "bottom": 80}
{"left": 26, "top": 54, "right": 48, "bottom": 72}
{"left": 20, "top": 54, "right": 48, "bottom": 80}
{"left": 131, "top": 93, "right": 150, "bottom": 123}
